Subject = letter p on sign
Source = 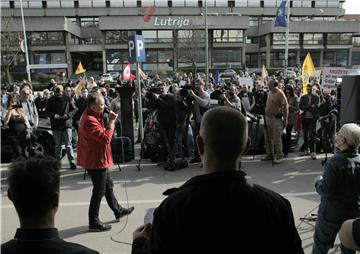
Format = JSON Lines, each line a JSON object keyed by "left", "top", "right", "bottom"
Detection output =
{"left": 128, "top": 35, "right": 146, "bottom": 63}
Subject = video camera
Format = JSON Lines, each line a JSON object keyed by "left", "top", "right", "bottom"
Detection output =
{"left": 145, "top": 87, "right": 160, "bottom": 100}
{"left": 11, "top": 103, "right": 23, "bottom": 109}
{"left": 179, "top": 85, "right": 195, "bottom": 98}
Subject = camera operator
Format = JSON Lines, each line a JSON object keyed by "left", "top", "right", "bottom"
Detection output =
{"left": 219, "top": 84, "right": 242, "bottom": 112}
{"left": 188, "top": 79, "right": 210, "bottom": 163}
{"left": 146, "top": 83, "right": 176, "bottom": 171}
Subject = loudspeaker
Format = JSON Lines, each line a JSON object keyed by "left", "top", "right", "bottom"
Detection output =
{"left": 340, "top": 75, "right": 360, "bottom": 125}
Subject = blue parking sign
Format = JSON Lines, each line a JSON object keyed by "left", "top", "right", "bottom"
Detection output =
{"left": 128, "top": 35, "right": 146, "bottom": 62}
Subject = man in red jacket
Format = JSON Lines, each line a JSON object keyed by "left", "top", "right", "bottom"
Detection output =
{"left": 77, "top": 92, "right": 134, "bottom": 232}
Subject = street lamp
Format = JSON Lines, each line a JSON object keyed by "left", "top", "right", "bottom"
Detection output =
{"left": 204, "top": 0, "right": 209, "bottom": 89}
{"left": 20, "top": 0, "right": 31, "bottom": 82}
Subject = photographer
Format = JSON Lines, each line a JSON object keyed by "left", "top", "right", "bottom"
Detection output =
{"left": 146, "top": 83, "right": 176, "bottom": 170}
{"left": 219, "top": 84, "right": 242, "bottom": 112}
{"left": 3, "top": 94, "right": 34, "bottom": 159}
{"left": 188, "top": 79, "right": 210, "bottom": 163}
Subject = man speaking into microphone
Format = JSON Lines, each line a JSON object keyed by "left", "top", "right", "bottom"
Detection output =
{"left": 77, "top": 92, "right": 134, "bottom": 232}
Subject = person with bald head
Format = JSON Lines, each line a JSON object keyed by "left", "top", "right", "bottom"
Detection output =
{"left": 131, "top": 106, "right": 303, "bottom": 254}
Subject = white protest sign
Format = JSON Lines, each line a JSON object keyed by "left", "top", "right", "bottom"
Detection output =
{"left": 238, "top": 77, "right": 254, "bottom": 90}
{"left": 321, "top": 68, "right": 350, "bottom": 89}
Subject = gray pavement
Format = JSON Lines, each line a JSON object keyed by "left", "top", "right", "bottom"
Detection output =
{"left": 1, "top": 149, "right": 342, "bottom": 254}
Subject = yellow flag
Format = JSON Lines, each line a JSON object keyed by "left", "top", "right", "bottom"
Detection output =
{"left": 138, "top": 67, "right": 147, "bottom": 80}
{"left": 75, "top": 62, "right": 86, "bottom": 75}
{"left": 301, "top": 53, "right": 315, "bottom": 95}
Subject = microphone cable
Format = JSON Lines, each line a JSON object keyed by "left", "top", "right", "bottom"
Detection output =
{"left": 109, "top": 111, "right": 133, "bottom": 246}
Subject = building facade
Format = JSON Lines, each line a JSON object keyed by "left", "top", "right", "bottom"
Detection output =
{"left": 1, "top": 0, "right": 360, "bottom": 78}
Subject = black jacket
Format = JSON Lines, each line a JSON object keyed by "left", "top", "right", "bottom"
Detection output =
{"left": 1, "top": 228, "right": 98, "bottom": 254}
{"left": 46, "top": 94, "right": 77, "bottom": 130}
{"left": 132, "top": 170, "right": 304, "bottom": 254}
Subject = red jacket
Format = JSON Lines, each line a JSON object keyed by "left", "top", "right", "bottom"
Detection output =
{"left": 77, "top": 107, "right": 114, "bottom": 169}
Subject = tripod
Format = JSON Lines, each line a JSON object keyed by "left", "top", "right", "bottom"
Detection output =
{"left": 297, "top": 205, "right": 319, "bottom": 229}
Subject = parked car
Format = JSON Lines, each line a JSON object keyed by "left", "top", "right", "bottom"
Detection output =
{"left": 1, "top": 118, "right": 55, "bottom": 163}
{"left": 100, "top": 73, "right": 114, "bottom": 82}
{"left": 219, "top": 69, "right": 237, "bottom": 79}
{"left": 109, "top": 71, "right": 120, "bottom": 80}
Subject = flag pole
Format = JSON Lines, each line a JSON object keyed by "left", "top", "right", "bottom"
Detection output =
{"left": 20, "top": 0, "right": 31, "bottom": 82}
{"left": 284, "top": 0, "right": 290, "bottom": 75}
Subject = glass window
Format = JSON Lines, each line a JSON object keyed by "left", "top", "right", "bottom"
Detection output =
{"left": 28, "top": 1, "right": 42, "bottom": 8}
{"left": 60, "top": 0, "right": 74, "bottom": 8}
{"left": 1, "top": 1, "right": 10, "bottom": 8}
{"left": 206, "top": 0, "right": 215, "bottom": 7}
{"left": 261, "top": 17, "right": 274, "bottom": 24}
{"left": 302, "top": 1, "right": 312, "bottom": 7}
{"left": 315, "top": 1, "right": 327, "bottom": 7}
{"left": 336, "top": 50, "right": 348, "bottom": 67}
{"left": 246, "top": 53, "right": 258, "bottom": 68}
{"left": 264, "top": 0, "right": 277, "bottom": 7}
{"left": 323, "top": 51, "right": 335, "bottom": 67}
{"left": 155, "top": 0, "right": 167, "bottom": 7}
{"left": 292, "top": 0, "right": 302, "bottom": 7}
{"left": 327, "top": 0, "right": 340, "bottom": 7}
{"left": 249, "top": 17, "right": 259, "bottom": 26}
{"left": 142, "top": 30, "right": 157, "bottom": 43}
{"left": 92, "top": 0, "right": 106, "bottom": 7}
{"left": 272, "top": 33, "right": 299, "bottom": 45}
{"left": 146, "top": 50, "right": 158, "bottom": 63}
{"left": 80, "top": 17, "right": 99, "bottom": 27}
{"left": 51, "top": 52, "right": 66, "bottom": 63}
{"left": 248, "top": 0, "right": 260, "bottom": 7}
{"left": 212, "top": 48, "right": 242, "bottom": 63}
{"left": 213, "top": 30, "right": 243, "bottom": 42}
{"left": 79, "top": 1, "right": 92, "bottom": 7}
{"left": 48, "top": 32, "right": 63, "bottom": 41}
{"left": 215, "top": 0, "right": 227, "bottom": 6}
{"left": 234, "top": 0, "right": 247, "bottom": 7}
{"left": 327, "top": 33, "right": 351, "bottom": 45}
{"left": 178, "top": 30, "right": 205, "bottom": 43}
{"left": 303, "top": 33, "right": 323, "bottom": 45}
{"left": 172, "top": 0, "right": 185, "bottom": 7}
{"left": 158, "top": 50, "right": 172, "bottom": 62}
{"left": 352, "top": 52, "right": 360, "bottom": 65}
{"left": 124, "top": 0, "right": 136, "bottom": 7}
{"left": 110, "top": 0, "right": 123, "bottom": 7}
{"left": 353, "top": 37, "right": 360, "bottom": 47}
{"left": 185, "top": 0, "right": 197, "bottom": 6}
{"left": 158, "top": 30, "right": 173, "bottom": 42}
{"left": 47, "top": 0, "right": 61, "bottom": 8}
{"left": 106, "top": 50, "right": 128, "bottom": 65}
{"left": 142, "top": 0, "right": 155, "bottom": 6}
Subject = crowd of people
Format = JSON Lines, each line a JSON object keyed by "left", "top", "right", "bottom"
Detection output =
{"left": 1, "top": 69, "right": 359, "bottom": 254}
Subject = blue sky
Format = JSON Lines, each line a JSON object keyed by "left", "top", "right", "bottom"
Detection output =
{"left": 344, "top": 0, "right": 360, "bottom": 14}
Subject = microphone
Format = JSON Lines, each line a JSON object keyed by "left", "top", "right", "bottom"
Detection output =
{"left": 103, "top": 107, "right": 120, "bottom": 122}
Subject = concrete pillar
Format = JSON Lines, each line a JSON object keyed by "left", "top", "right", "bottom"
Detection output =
{"left": 102, "top": 31, "right": 107, "bottom": 74}
{"left": 266, "top": 34, "right": 271, "bottom": 68}
{"left": 102, "top": 49, "right": 106, "bottom": 74}
{"left": 242, "top": 37, "right": 246, "bottom": 69}
{"left": 348, "top": 48, "right": 352, "bottom": 67}
{"left": 319, "top": 49, "right": 324, "bottom": 68}
{"left": 65, "top": 32, "right": 72, "bottom": 78}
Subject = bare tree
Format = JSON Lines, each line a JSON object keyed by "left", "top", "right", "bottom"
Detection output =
{"left": 176, "top": 29, "right": 205, "bottom": 74}
{"left": 1, "top": 16, "right": 22, "bottom": 86}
